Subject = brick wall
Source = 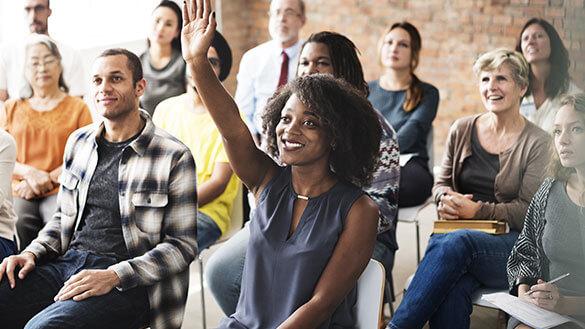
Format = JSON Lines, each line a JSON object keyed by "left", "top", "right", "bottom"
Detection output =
{"left": 220, "top": 0, "right": 585, "bottom": 161}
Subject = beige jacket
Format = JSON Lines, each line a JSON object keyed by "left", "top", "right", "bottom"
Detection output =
{"left": 433, "top": 114, "right": 550, "bottom": 231}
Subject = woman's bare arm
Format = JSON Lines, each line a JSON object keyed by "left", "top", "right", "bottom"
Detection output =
{"left": 181, "top": 0, "right": 277, "bottom": 194}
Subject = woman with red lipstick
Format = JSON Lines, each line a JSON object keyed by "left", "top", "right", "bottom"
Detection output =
{"left": 182, "top": 1, "right": 382, "bottom": 327}
{"left": 517, "top": 18, "right": 582, "bottom": 133}
{"left": 389, "top": 49, "right": 550, "bottom": 329}
{"left": 507, "top": 93, "right": 585, "bottom": 329}
{"left": 0, "top": 34, "right": 92, "bottom": 250}
{"left": 368, "top": 22, "right": 439, "bottom": 207}
{"left": 140, "top": 0, "right": 186, "bottom": 116}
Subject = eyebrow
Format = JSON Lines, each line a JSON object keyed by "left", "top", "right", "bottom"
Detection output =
{"left": 92, "top": 70, "right": 125, "bottom": 78}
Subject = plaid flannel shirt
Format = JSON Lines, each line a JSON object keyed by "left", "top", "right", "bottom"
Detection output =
{"left": 24, "top": 111, "right": 198, "bottom": 329}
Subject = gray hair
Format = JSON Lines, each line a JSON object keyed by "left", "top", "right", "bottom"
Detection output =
{"left": 20, "top": 33, "right": 69, "bottom": 99}
{"left": 473, "top": 48, "right": 530, "bottom": 90}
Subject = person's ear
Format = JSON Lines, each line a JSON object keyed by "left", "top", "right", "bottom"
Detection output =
{"left": 135, "top": 78, "right": 146, "bottom": 97}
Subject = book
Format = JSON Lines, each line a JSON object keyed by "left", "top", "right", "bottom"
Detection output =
{"left": 433, "top": 220, "right": 507, "bottom": 234}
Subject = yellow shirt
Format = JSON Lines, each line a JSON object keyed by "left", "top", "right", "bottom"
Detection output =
{"left": 153, "top": 93, "right": 239, "bottom": 235}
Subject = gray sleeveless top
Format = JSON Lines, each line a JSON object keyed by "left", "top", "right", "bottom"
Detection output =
{"left": 219, "top": 166, "right": 364, "bottom": 329}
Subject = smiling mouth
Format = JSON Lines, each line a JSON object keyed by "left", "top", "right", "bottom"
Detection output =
{"left": 281, "top": 139, "right": 305, "bottom": 151}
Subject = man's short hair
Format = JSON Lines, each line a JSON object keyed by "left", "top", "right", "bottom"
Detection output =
{"left": 97, "top": 48, "right": 143, "bottom": 86}
{"left": 298, "top": 0, "right": 305, "bottom": 17}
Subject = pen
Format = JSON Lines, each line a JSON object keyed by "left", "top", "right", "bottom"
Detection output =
{"left": 525, "top": 273, "right": 570, "bottom": 296}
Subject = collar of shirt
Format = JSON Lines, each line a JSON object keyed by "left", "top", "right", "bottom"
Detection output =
{"left": 91, "top": 109, "right": 154, "bottom": 157}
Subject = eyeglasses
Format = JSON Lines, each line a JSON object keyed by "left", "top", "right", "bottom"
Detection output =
{"left": 29, "top": 57, "right": 58, "bottom": 70}
{"left": 268, "top": 8, "right": 301, "bottom": 19}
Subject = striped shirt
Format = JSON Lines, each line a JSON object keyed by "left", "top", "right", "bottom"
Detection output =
{"left": 24, "top": 110, "right": 198, "bottom": 329}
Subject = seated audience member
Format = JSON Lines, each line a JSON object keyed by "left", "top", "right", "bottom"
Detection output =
{"left": 153, "top": 30, "right": 239, "bottom": 251}
{"left": 140, "top": 0, "right": 186, "bottom": 115}
{"left": 0, "top": 34, "right": 92, "bottom": 249}
{"left": 0, "top": 0, "right": 85, "bottom": 104}
{"left": 507, "top": 93, "right": 585, "bottom": 329}
{"left": 204, "top": 31, "right": 401, "bottom": 316}
{"left": 0, "top": 130, "right": 16, "bottom": 260}
{"left": 517, "top": 18, "right": 582, "bottom": 133}
{"left": 183, "top": 2, "right": 381, "bottom": 327}
{"left": 0, "top": 48, "right": 197, "bottom": 329}
{"left": 389, "top": 49, "right": 551, "bottom": 329}
{"left": 235, "top": 0, "right": 306, "bottom": 139}
{"left": 368, "top": 22, "right": 439, "bottom": 207}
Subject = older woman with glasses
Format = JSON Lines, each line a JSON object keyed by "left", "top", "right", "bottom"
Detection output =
{"left": 389, "top": 49, "right": 550, "bottom": 329}
{"left": 0, "top": 34, "right": 92, "bottom": 249}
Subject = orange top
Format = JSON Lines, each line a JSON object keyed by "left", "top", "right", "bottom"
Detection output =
{"left": 1, "top": 96, "right": 93, "bottom": 197}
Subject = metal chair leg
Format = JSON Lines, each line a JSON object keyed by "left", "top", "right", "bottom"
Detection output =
{"left": 199, "top": 255, "right": 207, "bottom": 329}
{"left": 415, "top": 222, "right": 421, "bottom": 264}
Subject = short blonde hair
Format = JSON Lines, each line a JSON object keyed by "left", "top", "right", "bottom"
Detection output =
{"left": 473, "top": 48, "right": 529, "bottom": 89}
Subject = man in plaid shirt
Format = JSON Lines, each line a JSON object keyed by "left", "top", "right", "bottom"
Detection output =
{"left": 0, "top": 48, "right": 198, "bottom": 329}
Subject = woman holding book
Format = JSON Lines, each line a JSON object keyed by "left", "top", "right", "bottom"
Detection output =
{"left": 389, "top": 49, "right": 550, "bottom": 329}
{"left": 507, "top": 93, "right": 585, "bottom": 329}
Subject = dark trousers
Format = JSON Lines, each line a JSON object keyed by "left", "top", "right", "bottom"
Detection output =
{"left": 399, "top": 157, "right": 434, "bottom": 207}
{"left": 0, "top": 249, "right": 149, "bottom": 329}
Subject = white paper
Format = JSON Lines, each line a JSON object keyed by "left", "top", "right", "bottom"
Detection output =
{"left": 482, "top": 292, "right": 585, "bottom": 329}
{"left": 399, "top": 153, "right": 416, "bottom": 167}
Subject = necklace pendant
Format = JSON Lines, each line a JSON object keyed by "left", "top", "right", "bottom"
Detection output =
{"left": 296, "top": 194, "right": 310, "bottom": 201}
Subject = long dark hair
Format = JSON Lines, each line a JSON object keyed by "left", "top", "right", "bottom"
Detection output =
{"left": 378, "top": 22, "right": 424, "bottom": 112}
{"left": 516, "top": 18, "right": 570, "bottom": 99}
{"left": 301, "top": 32, "right": 369, "bottom": 96}
{"left": 147, "top": 0, "right": 183, "bottom": 53}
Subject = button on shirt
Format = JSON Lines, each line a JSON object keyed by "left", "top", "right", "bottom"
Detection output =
{"left": 235, "top": 39, "right": 302, "bottom": 135}
{"left": 24, "top": 111, "right": 198, "bottom": 329}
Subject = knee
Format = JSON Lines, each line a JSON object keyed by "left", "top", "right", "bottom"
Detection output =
{"left": 427, "top": 230, "right": 475, "bottom": 260}
{"left": 204, "top": 251, "right": 233, "bottom": 295}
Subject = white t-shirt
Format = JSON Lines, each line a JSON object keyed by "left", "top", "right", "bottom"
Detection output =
{"left": 0, "top": 38, "right": 86, "bottom": 100}
{"left": 234, "top": 39, "right": 302, "bottom": 135}
{"left": 0, "top": 129, "right": 16, "bottom": 242}
{"left": 520, "top": 81, "right": 582, "bottom": 133}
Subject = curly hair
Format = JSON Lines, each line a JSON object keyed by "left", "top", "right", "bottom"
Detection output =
{"left": 547, "top": 93, "right": 585, "bottom": 181}
{"left": 516, "top": 18, "right": 570, "bottom": 99}
{"left": 262, "top": 74, "right": 382, "bottom": 187}
{"left": 302, "top": 31, "right": 369, "bottom": 96}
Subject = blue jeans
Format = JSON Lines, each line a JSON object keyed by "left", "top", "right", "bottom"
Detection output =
{"left": 389, "top": 229, "right": 519, "bottom": 329}
{"left": 205, "top": 222, "right": 249, "bottom": 316}
{"left": 197, "top": 211, "right": 222, "bottom": 251}
{"left": 0, "top": 249, "right": 149, "bottom": 329}
{"left": 0, "top": 236, "right": 16, "bottom": 260}
{"left": 206, "top": 222, "right": 397, "bottom": 316}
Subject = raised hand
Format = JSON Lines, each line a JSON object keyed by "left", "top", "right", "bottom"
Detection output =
{"left": 181, "top": 0, "right": 216, "bottom": 62}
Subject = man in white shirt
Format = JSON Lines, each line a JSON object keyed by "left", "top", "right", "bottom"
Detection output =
{"left": 0, "top": 0, "right": 85, "bottom": 103}
{"left": 235, "top": 0, "right": 306, "bottom": 137}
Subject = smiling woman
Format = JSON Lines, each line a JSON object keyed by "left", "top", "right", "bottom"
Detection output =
{"left": 389, "top": 48, "right": 551, "bottom": 328}
{"left": 181, "top": 0, "right": 383, "bottom": 327}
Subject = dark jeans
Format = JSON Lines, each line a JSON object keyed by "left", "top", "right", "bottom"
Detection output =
{"left": 0, "top": 249, "right": 149, "bottom": 329}
{"left": 0, "top": 236, "right": 17, "bottom": 260}
{"left": 399, "top": 157, "right": 433, "bottom": 207}
{"left": 389, "top": 230, "right": 519, "bottom": 329}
